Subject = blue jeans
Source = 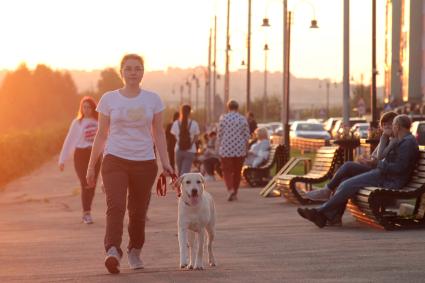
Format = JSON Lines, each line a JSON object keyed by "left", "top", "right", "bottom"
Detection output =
{"left": 327, "top": 161, "right": 371, "bottom": 191}
{"left": 176, "top": 150, "right": 195, "bottom": 176}
{"left": 318, "top": 169, "right": 383, "bottom": 220}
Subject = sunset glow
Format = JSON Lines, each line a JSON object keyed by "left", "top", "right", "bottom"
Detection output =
{"left": 1, "top": 0, "right": 385, "bottom": 83}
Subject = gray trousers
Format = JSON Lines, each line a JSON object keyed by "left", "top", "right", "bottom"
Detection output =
{"left": 101, "top": 154, "right": 158, "bottom": 255}
{"left": 175, "top": 150, "right": 195, "bottom": 176}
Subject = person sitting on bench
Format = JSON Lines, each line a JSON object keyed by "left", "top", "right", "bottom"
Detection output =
{"left": 304, "top": 111, "right": 398, "bottom": 202}
{"left": 244, "top": 127, "right": 271, "bottom": 168}
{"left": 297, "top": 114, "right": 419, "bottom": 228}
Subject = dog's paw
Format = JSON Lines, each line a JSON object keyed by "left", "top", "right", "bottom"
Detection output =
{"left": 180, "top": 264, "right": 188, "bottom": 269}
{"left": 193, "top": 264, "right": 204, "bottom": 270}
{"left": 187, "top": 264, "right": 193, "bottom": 270}
{"left": 209, "top": 262, "right": 216, "bottom": 267}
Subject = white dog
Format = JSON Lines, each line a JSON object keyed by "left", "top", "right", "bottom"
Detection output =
{"left": 174, "top": 173, "right": 216, "bottom": 270}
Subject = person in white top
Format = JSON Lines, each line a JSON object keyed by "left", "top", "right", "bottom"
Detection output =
{"left": 59, "top": 96, "right": 101, "bottom": 225}
{"left": 170, "top": 104, "right": 200, "bottom": 176}
{"left": 86, "top": 54, "right": 173, "bottom": 274}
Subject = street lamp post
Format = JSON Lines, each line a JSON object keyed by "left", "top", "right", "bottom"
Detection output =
{"left": 247, "top": 0, "right": 252, "bottom": 112}
{"left": 263, "top": 43, "right": 269, "bottom": 122}
{"left": 224, "top": 0, "right": 231, "bottom": 110}
{"left": 371, "top": 0, "right": 378, "bottom": 128}
{"left": 263, "top": 0, "right": 318, "bottom": 156}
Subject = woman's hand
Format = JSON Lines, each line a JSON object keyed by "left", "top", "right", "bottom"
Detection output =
{"left": 162, "top": 163, "right": 174, "bottom": 176}
{"left": 86, "top": 167, "right": 96, "bottom": 187}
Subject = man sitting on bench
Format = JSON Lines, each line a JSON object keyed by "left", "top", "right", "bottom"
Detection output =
{"left": 304, "top": 111, "right": 398, "bottom": 202}
{"left": 297, "top": 114, "right": 419, "bottom": 228}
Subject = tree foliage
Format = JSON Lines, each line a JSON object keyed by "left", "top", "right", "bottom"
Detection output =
{"left": 0, "top": 64, "right": 79, "bottom": 133}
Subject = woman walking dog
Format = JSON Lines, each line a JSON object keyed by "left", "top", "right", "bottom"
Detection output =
{"left": 86, "top": 54, "right": 173, "bottom": 274}
{"left": 59, "top": 96, "right": 101, "bottom": 224}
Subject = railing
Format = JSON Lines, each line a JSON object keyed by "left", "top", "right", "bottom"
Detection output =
{"left": 270, "top": 135, "right": 329, "bottom": 153}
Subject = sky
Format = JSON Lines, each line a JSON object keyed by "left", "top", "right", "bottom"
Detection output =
{"left": 0, "top": 0, "right": 386, "bottom": 85}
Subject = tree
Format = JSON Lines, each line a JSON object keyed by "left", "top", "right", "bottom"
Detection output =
{"left": 97, "top": 68, "right": 123, "bottom": 96}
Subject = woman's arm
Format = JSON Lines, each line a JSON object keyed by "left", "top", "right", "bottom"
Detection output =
{"left": 86, "top": 114, "right": 109, "bottom": 186}
{"left": 152, "top": 111, "right": 173, "bottom": 173}
{"left": 58, "top": 119, "right": 80, "bottom": 169}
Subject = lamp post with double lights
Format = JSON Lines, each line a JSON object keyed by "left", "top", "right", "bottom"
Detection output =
{"left": 263, "top": 43, "right": 269, "bottom": 122}
{"left": 262, "top": 0, "right": 318, "bottom": 155}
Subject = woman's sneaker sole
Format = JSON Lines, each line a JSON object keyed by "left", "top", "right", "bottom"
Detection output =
{"left": 105, "top": 256, "right": 120, "bottom": 274}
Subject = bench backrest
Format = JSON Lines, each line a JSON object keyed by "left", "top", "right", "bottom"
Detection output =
{"left": 402, "top": 149, "right": 425, "bottom": 192}
{"left": 258, "top": 144, "right": 279, "bottom": 169}
{"left": 310, "top": 146, "right": 341, "bottom": 174}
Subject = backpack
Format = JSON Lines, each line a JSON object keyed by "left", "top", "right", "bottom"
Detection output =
{"left": 178, "top": 120, "right": 193, "bottom": 150}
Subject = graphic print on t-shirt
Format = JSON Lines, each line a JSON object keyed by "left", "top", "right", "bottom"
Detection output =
{"left": 127, "top": 106, "right": 145, "bottom": 121}
{"left": 83, "top": 122, "right": 98, "bottom": 142}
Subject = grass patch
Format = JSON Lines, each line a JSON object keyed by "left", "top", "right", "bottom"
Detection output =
{"left": 0, "top": 124, "right": 68, "bottom": 189}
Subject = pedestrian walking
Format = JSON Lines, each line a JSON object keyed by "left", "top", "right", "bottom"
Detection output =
{"left": 86, "top": 54, "right": 173, "bottom": 274}
{"left": 165, "top": 111, "right": 179, "bottom": 170}
{"left": 59, "top": 96, "right": 101, "bottom": 224}
{"left": 218, "top": 100, "right": 250, "bottom": 201}
{"left": 171, "top": 104, "right": 200, "bottom": 176}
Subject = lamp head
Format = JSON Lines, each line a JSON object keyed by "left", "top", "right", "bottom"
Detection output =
{"left": 310, "top": 19, "right": 319, "bottom": 29}
{"left": 261, "top": 18, "right": 270, "bottom": 27}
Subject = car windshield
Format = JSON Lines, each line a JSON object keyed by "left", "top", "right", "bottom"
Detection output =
{"left": 358, "top": 125, "right": 369, "bottom": 130}
{"left": 296, "top": 123, "right": 324, "bottom": 131}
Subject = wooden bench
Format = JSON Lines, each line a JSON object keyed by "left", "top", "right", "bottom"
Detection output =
{"left": 276, "top": 146, "right": 343, "bottom": 205}
{"left": 242, "top": 144, "right": 287, "bottom": 187}
{"left": 347, "top": 148, "right": 425, "bottom": 230}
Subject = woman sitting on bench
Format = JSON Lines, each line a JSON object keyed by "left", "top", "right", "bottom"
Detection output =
{"left": 304, "top": 111, "right": 398, "bottom": 202}
{"left": 244, "top": 127, "right": 271, "bottom": 168}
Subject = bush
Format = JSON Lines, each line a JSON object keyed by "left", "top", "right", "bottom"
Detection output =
{"left": 0, "top": 124, "right": 68, "bottom": 188}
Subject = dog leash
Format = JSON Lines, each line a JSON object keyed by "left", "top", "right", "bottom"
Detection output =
{"left": 156, "top": 172, "right": 180, "bottom": 197}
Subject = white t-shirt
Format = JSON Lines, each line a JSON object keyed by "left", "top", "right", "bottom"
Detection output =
{"left": 59, "top": 118, "right": 98, "bottom": 164}
{"left": 96, "top": 89, "right": 165, "bottom": 161}
{"left": 170, "top": 119, "right": 200, "bottom": 153}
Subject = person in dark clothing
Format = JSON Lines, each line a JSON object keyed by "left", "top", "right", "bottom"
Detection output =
{"left": 297, "top": 114, "right": 419, "bottom": 228}
{"left": 246, "top": 112, "right": 257, "bottom": 136}
{"left": 165, "top": 112, "right": 179, "bottom": 170}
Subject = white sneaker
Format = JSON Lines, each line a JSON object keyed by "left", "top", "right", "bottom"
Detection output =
{"left": 82, "top": 214, "right": 93, "bottom": 224}
{"left": 128, "top": 248, "right": 144, "bottom": 270}
{"left": 105, "top": 246, "right": 121, "bottom": 274}
{"left": 304, "top": 188, "right": 332, "bottom": 201}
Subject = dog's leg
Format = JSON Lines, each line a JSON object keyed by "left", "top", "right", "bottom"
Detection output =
{"left": 194, "top": 229, "right": 205, "bottom": 270}
{"left": 187, "top": 230, "right": 196, "bottom": 269}
{"left": 206, "top": 223, "right": 216, "bottom": 267}
{"left": 178, "top": 228, "right": 189, "bottom": 268}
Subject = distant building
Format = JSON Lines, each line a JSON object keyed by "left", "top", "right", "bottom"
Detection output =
{"left": 384, "top": 0, "right": 425, "bottom": 105}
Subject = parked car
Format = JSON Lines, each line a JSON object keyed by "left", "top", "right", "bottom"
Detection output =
{"left": 331, "top": 118, "right": 367, "bottom": 138}
{"left": 266, "top": 122, "right": 282, "bottom": 134}
{"left": 350, "top": 123, "right": 370, "bottom": 139}
{"left": 323, "top": 117, "right": 341, "bottom": 134}
{"left": 257, "top": 123, "right": 274, "bottom": 136}
{"left": 411, "top": 121, "right": 425, "bottom": 145}
{"left": 290, "top": 121, "right": 331, "bottom": 140}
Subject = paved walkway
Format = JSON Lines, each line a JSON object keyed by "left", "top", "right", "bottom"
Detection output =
{"left": 1, "top": 157, "right": 425, "bottom": 282}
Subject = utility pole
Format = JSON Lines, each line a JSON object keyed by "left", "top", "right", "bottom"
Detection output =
{"left": 224, "top": 0, "right": 231, "bottom": 111}
{"left": 213, "top": 15, "right": 217, "bottom": 122}
{"left": 371, "top": 0, "right": 378, "bottom": 128}
{"left": 207, "top": 28, "right": 212, "bottom": 125}
{"left": 343, "top": 0, "right": 350, "bottom": 125}
{"left": 246, "top": 0, "right": 252, "bottom": 112}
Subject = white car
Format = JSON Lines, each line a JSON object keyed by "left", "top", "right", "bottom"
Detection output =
{"left": 350, "top": 123, "right": 370, "bottom": 139}
{"left": 290, "top": 121, "right": 331, "bottom": 140}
